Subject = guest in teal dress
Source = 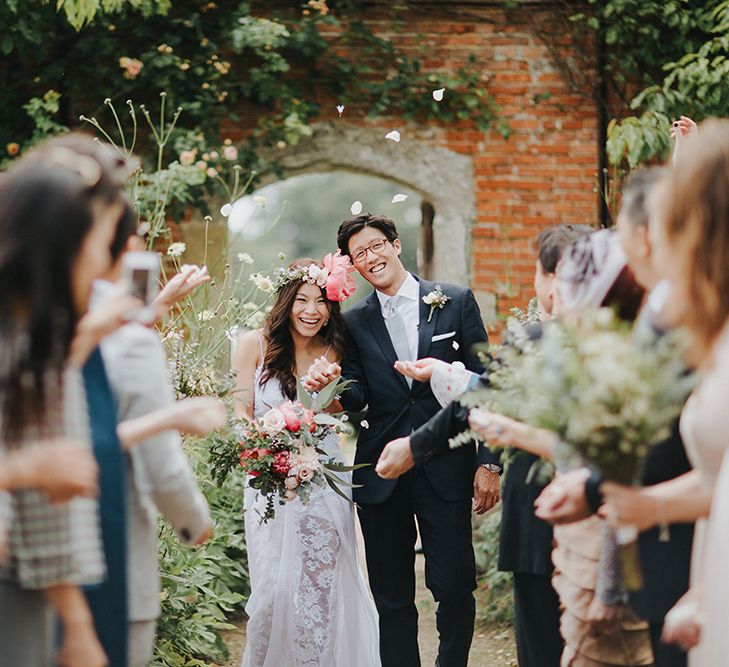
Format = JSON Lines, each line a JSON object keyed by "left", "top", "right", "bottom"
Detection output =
{"left": 83, "top": 346, "right": 128, "bottom": 667}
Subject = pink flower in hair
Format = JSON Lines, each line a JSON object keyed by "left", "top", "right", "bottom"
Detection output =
{"left": 322, "top": 250, "right": 357, "bottom": 302}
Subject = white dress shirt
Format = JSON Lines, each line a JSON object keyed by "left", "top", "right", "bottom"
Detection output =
{"left": 377, "top": 273, "right": 420, "bottom": 360}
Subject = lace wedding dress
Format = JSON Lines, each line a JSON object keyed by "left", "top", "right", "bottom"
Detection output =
{"left": 242, "top": 358, "right": 381, "bottom": 667}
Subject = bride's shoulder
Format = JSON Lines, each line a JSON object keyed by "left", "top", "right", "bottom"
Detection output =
{"left": 234, "top": 328, "right": 267, "bottom": 365}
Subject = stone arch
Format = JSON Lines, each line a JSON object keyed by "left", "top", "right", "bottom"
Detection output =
{"left": 258, "top": 121, "right": 475, "bottom": 285}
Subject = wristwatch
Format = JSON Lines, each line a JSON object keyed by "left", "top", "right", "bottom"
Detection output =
{"left": 480, "top": 463, "right": 502, "bottom": 475}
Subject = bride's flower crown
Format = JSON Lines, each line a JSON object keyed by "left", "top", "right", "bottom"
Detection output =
{"left": 251, "top": 250, "right": 357, "bottom": 303}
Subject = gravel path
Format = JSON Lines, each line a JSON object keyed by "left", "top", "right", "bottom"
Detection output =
{"left": 220, "top": 552, "right": 516, "bottom": 667}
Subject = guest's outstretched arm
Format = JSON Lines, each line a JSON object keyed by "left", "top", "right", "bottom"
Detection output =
{"left": 469, "top": 409, "right": 556, "bottom": 459}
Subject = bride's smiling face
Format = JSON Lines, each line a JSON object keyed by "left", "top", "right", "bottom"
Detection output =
{"left": 289, "top": 282, "right": 329, "bottom": 338}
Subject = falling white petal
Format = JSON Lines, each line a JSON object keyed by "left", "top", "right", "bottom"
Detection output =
{"left": 385, "top": 130, "right": 401, "bottom": 142}
{"left": 336, "top": 105, "right": 345, "bottom": 116}
{"left": 452, "top": 341, "right": 460, "bottom": 350}
{"left": 220, "top": 203, "right": 232, "bottom": 217}
{"left": 361, "top": 420, "right": 369, "bottom": 429}
{"left": 432, "top": 88, "right": 445, "bottom": 102}
{"left": 391, "top": 193, "right": 408, "bottom": 204}
{"left": 350, "top": 200, "right": 363, "bottom": 215}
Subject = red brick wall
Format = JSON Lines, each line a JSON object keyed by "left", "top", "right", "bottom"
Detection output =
{"left": 222, "top": 2, "right": 600, "bottom": 319}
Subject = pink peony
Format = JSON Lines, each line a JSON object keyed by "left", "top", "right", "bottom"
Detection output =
{"left": 223, "top": 145, "right": 238, "bottom": 161}
{"left": 322, "top": 250, "right": 357, "bottom": 302}
{"left": 272, "top": 451, "right": 292, "bottom": 476}
{"left": 278, "top": 401, "right": 301, "bottom": 433}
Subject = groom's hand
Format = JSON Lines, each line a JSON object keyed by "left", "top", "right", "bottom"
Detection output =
{"left": 473, "top": 467, "right": 500, "bottom": 514}
{"left": 376, "top": 437, "right": 415, "bottom": 479}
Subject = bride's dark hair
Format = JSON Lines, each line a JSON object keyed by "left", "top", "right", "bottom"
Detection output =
{"left": 260, "top": 259, "right": 346, "bottom": 400}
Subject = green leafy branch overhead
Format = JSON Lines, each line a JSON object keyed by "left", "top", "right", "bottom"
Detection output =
{"left": 1, "top": 0, "right": 503, "bottom": 176}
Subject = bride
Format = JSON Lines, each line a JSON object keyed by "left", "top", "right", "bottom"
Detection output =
{"left": 232, "top": 256, "right": 381, "bottom": 667}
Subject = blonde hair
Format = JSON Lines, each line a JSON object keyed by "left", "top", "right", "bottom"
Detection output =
{"left": 661, "top": 120, "right": 729, "bottom": 361}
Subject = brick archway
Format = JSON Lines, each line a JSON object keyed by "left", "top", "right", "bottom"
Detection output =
{"left": 259, "top": 121, "right": 475, "bottom": 286}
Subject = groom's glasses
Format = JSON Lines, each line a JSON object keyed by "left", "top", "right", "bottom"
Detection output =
{"left": 351, "top": 239, "right": 390, "bottom": 264}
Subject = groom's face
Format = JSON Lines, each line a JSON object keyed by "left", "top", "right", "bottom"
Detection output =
{"left": 348, "top": 226, "right": 403, "bottom": 292}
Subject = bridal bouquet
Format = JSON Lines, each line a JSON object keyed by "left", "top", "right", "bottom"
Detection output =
{"left": 210, "top": 378, "right": 362, "bottom": 523}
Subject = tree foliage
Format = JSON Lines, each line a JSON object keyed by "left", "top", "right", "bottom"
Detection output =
{"left": 0, "top": 0, "right": 502, "bottom": 180}
{"left": 607, "top": 0, "right": 729, "bottom": 166}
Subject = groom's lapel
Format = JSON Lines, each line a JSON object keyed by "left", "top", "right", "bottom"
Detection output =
{"left": 417, "top": 278, "right": 440, "bottom": 360}
{"left": 363, "top": 292, "right": 410, "bottom": 391}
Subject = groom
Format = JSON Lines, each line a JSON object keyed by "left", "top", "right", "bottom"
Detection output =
{"left": 335, "top": 214, "right": 501, "bottom": 667}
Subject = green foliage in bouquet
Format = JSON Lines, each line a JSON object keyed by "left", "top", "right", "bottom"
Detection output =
{"left": 462, "top": 309, "right": 695, "bottom": 486}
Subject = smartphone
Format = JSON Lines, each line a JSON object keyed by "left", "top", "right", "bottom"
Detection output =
{"left": 122, "top": 251, "right": 160, "bottom": 323}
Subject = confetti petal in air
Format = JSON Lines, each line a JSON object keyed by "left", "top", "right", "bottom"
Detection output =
{"left": 350, "top": 200, "right": 363, "bottom": 215}
{"left": 432, "top": 88, "right": 445, "bottom": 102}
{"left": 220, "top": 203, "right": 232, "bottom": 217}
{"left": 391, "top": 194, "right": 408, "bottom": 204}
{"left": 385, "top": 130, "right": 401, "bottom": 143}
{"left": 452, "top": 341, "right": 460, "bottom": 350}
{"left": 361, "top": 420, "right": 370, "bottom": 429}
{"left": 336, "top": 105, "right": 345, "bottom": 116}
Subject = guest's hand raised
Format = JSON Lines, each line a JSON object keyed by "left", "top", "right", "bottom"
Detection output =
{"left": 70, "top": 287, "right": 142, "bottom": 366}
{"left": 376, "top": 437, "right": 415, "bottom": 479}
{"left": 302, "top": 357, "right": 341, "bottom": 393}
{"left": 153, "top": 264, "right": 210, "bottom": 318}
{"left": 671, "top": 115, "right": 698, "bottom": 140}
{"left": 167, "top": 397, "right": 227, "bottom": 436}
{"left": 534, "top": 468, "right": 592, "bottom": 524}
{"left": 394, "top": 358, "right": 444, "bottom": 383}
{"left": 468, "top": 409, "right": 520, "bottom": 447}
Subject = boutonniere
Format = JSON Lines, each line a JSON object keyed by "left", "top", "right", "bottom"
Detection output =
{"left": 422, "top": 285, "right": 451, "bottom": 322}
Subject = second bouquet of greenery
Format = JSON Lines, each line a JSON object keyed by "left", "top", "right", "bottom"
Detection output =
{"left": 462, "top": 309, "right": 695, "bottom": 588}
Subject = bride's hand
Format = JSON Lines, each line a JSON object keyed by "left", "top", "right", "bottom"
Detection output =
{"left": 302, "top": 357, "right": 341, "bottom": 392}
{"left": 394, "top": 358, "right": 443, "bottom": 383}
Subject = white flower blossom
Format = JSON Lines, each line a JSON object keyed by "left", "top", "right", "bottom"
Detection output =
{"left": 167, "top": 242, "right": 186, "bottom": 258}
{"left": 237, "top": 252, "right": 254, "bottom": 264}
{"left": 250, "top": 273, "right": 274, "bottom": 293}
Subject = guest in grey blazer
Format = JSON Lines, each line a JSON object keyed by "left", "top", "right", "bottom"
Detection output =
{"left": 102, "top": 314, "right": 212, "bottom": 667}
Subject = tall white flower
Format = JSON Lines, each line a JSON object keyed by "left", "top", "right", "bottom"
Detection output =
{"left": 250, "top": 273, "right": 274, "bottom": 293}
{"left": 167, "top": 242, "right": 186, "bottom": 258}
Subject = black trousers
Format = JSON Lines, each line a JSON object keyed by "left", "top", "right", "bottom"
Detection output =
{"left": 358, "top": 468, "right": 476, "bottom": 667}
{"left": 649, "top": 622, "right": 687, "bottom": 667}
{"left": 512, "top": 572, "right": 562, "bottom": 667}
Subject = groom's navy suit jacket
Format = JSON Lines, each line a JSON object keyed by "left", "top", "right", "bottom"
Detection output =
{"left": 341, "top": 277, "right": 498, "bottom": 504}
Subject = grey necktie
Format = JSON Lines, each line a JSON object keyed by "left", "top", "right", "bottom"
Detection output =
{"left": 383, "top": 296, "right": 413, "bottom": 382}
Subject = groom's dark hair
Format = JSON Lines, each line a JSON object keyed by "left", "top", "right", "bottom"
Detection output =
{"left": 337, "top": 214, "right": 399, "bottom": 257}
